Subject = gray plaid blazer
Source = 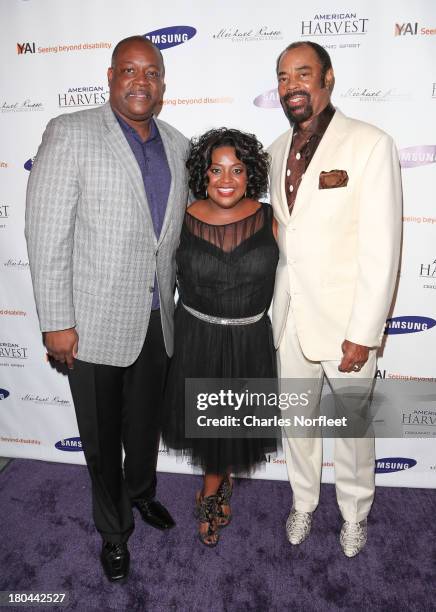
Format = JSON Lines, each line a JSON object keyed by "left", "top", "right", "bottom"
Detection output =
{"left": 25, "top": 103, "right": 190, "bottom": 366}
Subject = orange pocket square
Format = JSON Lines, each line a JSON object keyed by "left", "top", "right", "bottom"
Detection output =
{"left": 319, "top": 169, "right": 349, "bottom": 189}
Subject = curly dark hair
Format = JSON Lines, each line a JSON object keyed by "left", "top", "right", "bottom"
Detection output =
{"left": 186, "top": 128, "right": 270, "bottom": 200}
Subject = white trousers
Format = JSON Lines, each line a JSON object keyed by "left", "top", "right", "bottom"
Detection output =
{"left": 278, "top": 314, "right": 376, "bottom": 523}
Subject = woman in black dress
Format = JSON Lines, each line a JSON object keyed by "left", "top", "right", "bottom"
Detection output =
{"left": 162, "top": 128, "right": 279, "bottom": 546}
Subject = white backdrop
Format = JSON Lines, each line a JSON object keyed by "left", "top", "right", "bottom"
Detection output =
{"left": 1, "top": 0, "right": 435, "bottom": 487}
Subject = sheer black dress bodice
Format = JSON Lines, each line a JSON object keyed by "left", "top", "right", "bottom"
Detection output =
{"left": 161, "top": 202, "right": 279, "bottom": 473}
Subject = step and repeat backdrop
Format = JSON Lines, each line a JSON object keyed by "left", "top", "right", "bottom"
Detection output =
{"left": 1, "top": 0, "right": 435, "bottom": 487}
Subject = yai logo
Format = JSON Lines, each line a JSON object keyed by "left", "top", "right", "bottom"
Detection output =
{"left": 395, "top": 23, "right": 436, "bottom": 37}
{"left": 375, "top": 457, "right": 417, "bottom": 473}
{"left": 143, "top": 26, "right": 196, "bottom": 50}
{"left": 0, "top": 388, "right": 10, "bottom": 400}
{"left": 55, "top": 436, "right": 83, "bottom": 451}
{"left": 385, "top": 316, "right": 436, "bottom": 335}
{"left": 24, "top": 158, "right": 34, "bottom": 171}
{"left": 394, "top": 22, "right": 418, "bottom": 36}
{"left": 399, "top": 146, "right": 436, "bottom": 168}
{"left": 17, "top": 42, "right": 36, "bottom": 54}
{"left": 253, "top": 88, "right": 281, "bottom": 108}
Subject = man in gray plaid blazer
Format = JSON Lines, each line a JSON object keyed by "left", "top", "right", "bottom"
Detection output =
{"left": 25, "top": 36, "right": 189, "bottom": 581}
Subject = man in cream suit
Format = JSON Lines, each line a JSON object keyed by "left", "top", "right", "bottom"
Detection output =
{"left": 25, "top": 36, "right": 189, "bottom": 580}
{"left": 269, "top": 41, "right": 402, "bottom": 557}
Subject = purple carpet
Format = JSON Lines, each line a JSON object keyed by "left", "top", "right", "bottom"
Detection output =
{"left": 0, "top": 459, "right": 435, "bottom": 612}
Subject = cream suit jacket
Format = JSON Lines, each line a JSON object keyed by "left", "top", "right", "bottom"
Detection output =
{"left": 268, "top": 109, "right": 402, "bottom": 361}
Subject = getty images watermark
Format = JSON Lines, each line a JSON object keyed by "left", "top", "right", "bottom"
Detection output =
{"left": 196, "top": 387, "right": 347, "bottom": 429}
{"left": 184, "top": 378, "right": 436, "bottom": 439}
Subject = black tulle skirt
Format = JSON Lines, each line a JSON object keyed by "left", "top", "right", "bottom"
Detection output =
{"left": 161, "top": 305, "right": 278, "bottom": 474}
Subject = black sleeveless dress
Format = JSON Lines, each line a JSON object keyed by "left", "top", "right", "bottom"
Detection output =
{"left": 161, "top": 202, "right": 279, "bottom": 474}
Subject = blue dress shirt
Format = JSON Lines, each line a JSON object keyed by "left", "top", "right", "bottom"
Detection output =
{"left": 115, "top": 113, "right": 171, "bottom": 310}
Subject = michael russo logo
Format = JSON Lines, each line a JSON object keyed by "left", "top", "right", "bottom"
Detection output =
{"left": 375, "top": 457, "right": 417, "bottom": 473}
{"left": 1, "top": 99, "right": 44, "bottom": 113}
{"left": 0, "top": 388, "right": 10, "bottom": 400}
{"left": 143, "top": 26, "right": 196, "bottom": 50}
{"left": 21, "top": 393, "right": 71, "bottom": 407}
{"left": 420, "top": 259, "right": 436, "bottom": 290}
{"left": 301, "top": 13, "right": 369, "bottom": 37}
{"left": 385, "top": 316, "right": 436, "bottom": 335}
{"left": 3, "top": 259, "right": 30, "bottom": 270}
{"left": 212, "top": 26, "right": 282, "bottom": 43}
{"left": 399, "top": 146, "right": 436, "bottom": 168}
{"left": 58, "top": 85, "right": 109, "bottom": 108}
{"left": 253, "top": 87, "right": 280, "bottom": 108}
{"left": 55, "top": 436, "right": 83, "bottom": 451}
{"left": 340, "top": 87, "right": 410, "bottom": 102}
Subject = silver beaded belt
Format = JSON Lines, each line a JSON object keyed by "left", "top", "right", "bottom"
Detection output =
{"left": 181, "top": 302, "right": 265, "bottom": 326}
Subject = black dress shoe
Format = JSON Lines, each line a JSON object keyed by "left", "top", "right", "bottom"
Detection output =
{"left": 134, "top": 499, "right": 176, "bottom": 530}
{"left": 101, "top": 541, "right": 130, "bottom": 582}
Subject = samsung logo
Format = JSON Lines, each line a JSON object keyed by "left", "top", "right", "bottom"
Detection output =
{"left": 399, "top": 145, "right": 436, "bottom": 168}
{"left": 385, "top": 316, "right": 436, "bottom": 334}
{"left": 55, "top": 436, "right": 83, "bottom": 451}
{"left": 375, "top": 457, "right": 417, "bottom": 474}
{"left": 143, "top": 26, "right": 196, "bottom": 50}
{"left": 253, "top": 88, "right": 281, "bottom": 108}
{"left": 0, "top": 388, "right": 10, "bottom": 400}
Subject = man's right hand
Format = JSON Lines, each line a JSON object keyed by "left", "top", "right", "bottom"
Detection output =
{"left": 43, "top": 328, "right": 79, "bottom": 369}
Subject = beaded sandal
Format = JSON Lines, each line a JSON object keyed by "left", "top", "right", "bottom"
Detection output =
{"left": 195, "top": 492, "right": 220, "bottom": 547}
{"left": 216, "top": 476, "right": 233, "bottom": 528}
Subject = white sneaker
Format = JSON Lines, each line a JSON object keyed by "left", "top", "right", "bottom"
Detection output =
{"left": 340, "top": 519, "right": 367, "bottom": 557}
{"left": 285, "top": 507, "right": 312, "bottom": 545}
